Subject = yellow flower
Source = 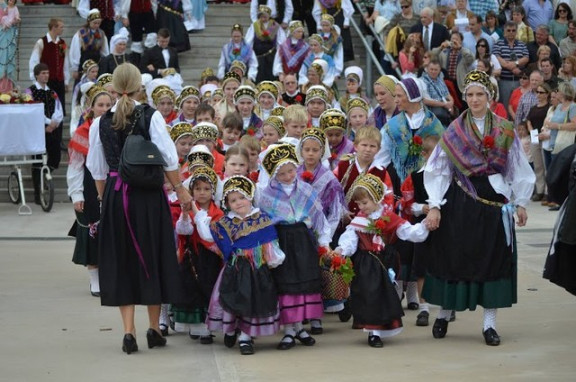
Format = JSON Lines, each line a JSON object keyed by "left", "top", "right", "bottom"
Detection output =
{"left": 21, "top": 94, "right": 32, "bottom": 102}
{"left": 0, "top": 94, "right": 11, "bottom": 103}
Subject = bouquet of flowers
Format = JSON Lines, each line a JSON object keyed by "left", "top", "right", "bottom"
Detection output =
{"left": 366, "top": 216, "right": 391, "bottom": 238}
{"left": 407, "top": 135, "right": 423, "bottom": 156}
{"left": 0, "top": 87, "right": 35, "bottom": 104}
{"left": 319, "top": 247, "right": 355, "bottom": 284}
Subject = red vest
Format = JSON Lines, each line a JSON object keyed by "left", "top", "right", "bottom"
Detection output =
{"left": 41, "top": 36, "right": 66, "bottom": 82}
{"left": 130, "top": 0, "right": 152, "bottom": 13}
{"left": 91, "top": 0, "right": 115, "bottom": 20}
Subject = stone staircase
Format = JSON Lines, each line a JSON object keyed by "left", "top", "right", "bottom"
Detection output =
{"left": 1, "top": 3, "right": 371, "bottom": 204}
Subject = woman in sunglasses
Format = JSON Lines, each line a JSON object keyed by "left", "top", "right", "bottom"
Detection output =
{"left": 474, "top": 38, "right": 501, "bottom": 78}
{"left": 508, "top": 70, "right": 531, "bottom": 121}
{"left": 549, "top": 3, "right": 573, "bottom": 45}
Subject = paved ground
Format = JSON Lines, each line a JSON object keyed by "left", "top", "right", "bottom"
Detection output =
{"left": 0, "top": 201, "right": 574, "bottom": 382}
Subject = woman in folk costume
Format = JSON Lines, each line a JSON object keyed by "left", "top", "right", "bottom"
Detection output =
{"left": 318, "top": 14, "right": 343, "bottom": 81}
{"left": 320, "top": 108, "right": 354, "bottom": 171}
{"left": 70, "top": 9, "right": 109, "bottom": 85}
{"left": 173, "top": 166, "right": 225, "bottom": 343}
{"left": 86, "top": 63, "right": 191, "bottom": 354}
{"left": 299, "top": 34, "right": 335, "bottom": 88}
{"left": 70, "top": 59, "right": 100, "bottom": 136}
{"left": 333, "top": 174, "right": 429, "bottom": 347}
{"left": 257, "top": 144, "right": 332, "bottom": 350}
{"left": 147, "top": 81, "right": 178, "bottom": 123}
{"left": 203, "top": 176, "right": 285, "bottom": 355}
{"left": 296, "top": 127, "right": 346, "bottom": 333}
{"left": 424, "top": 70, "right": 535, "bottom": 346}
{"left": 98, "top": 27, "right": 131, "bottom": 76}
{"left": 312, "top": 0, "right": 354, "bottom": 62}
{"left": 273, "top": 20, "right": 310, "bottom": 81}
{"left": 67, "top": 85, "right": 113, "bottom": 298}
{"left": 255, "top": 80, "right": 279, "bottom": 121}
{"left": 381, "top": 77, "right": 443, "bottom": 308}
{"left": 234, "top": 85, "right": 263, "bottom": 140}
{"left": 245, "top": 5, "right": 286, "bottom": 83}
{"left": 172, "top": 85, "right": 201, "bottom": 125}
{"left": 371, "top": 74, "right": 399, "bottom": 131}
{"left": 217, "top": 24, "right": 258, "bottom": 83}
{"left": 156, "top": 0, "right": 191, "bottom": 52}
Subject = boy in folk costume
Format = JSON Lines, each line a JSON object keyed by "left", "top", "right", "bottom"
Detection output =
{"left": 273, "top": 20, "right": 310, "bottom": 80}
{"left": 296, "top": 127, "right": 346, "bottom": 333}
{"left": 245, "top": 5, "right": 287, "bottom": 83}
{"left": 319, "top": 108, "right": 354, "bottom": 170}
{"left": 332, "top": 174, "right": 429, "bottom": 347}
{"left": 257, "top": 144, "right": 332, "bottom": 350}
{"left": 203, "top": 176, "right": 286, "bottom": 355}
{"left": 173, "top": 166, "right": 225, "bottom": 343}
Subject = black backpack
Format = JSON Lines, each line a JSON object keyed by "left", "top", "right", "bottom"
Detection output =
{"left": 118, "top": 105, "right": 167, "bottom": 189}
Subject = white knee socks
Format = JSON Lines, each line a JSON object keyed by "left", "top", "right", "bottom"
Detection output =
{"left": 88, "top": 268, "right": 99, "bottom": 293}
{"left": 483, "top": 308, "right": 497, "bottom": 331}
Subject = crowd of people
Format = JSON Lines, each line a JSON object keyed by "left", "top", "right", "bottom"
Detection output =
{"left": 7, "top": 0, "right": 576, "bottom": 357}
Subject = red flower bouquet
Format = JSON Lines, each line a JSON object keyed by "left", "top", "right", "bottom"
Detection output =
{"left": 246, "top": 126, "right": 257, "bottom": 136}
{"left": 232, "top": 48, "right": 240, "bottom": 56}
{"left": 301, "top": 170, "right": 314, "bottom": 183}
{"left": 294, "top": 94, "right": 303, "bottom": 103}
{"left": 482, "top": 136, "right": 495, "bottom": 151}
{"left": 262, "top": 30, "right": 270, "bottom": 38}
{"left": 408, "top": 135, "right": 423, "bottom": 156}
{"left": 366, "top": 216, "right": 391, "bottom": 237}
{"left": 322, "top": 253, "right": 355, "bottom": 284}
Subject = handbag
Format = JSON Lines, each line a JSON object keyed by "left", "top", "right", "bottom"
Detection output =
{"left": 118, "top": 105, "right": 167, "bottom": 189}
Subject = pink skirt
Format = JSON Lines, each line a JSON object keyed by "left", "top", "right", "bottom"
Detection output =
{"left": 278, "top": 293, "right": 323, "bottom": 325}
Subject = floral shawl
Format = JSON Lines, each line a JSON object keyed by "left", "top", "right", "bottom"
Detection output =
{"left": 279, "top": 39, "right": 310, "bottom": 73}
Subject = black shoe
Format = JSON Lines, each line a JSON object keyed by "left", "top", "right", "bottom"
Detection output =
{"left": 146, "top": 328, "right": 167, "bottom": 349}
{"left": 338, "top": 300, "right": 352, "bottom": 322}
{"left": 224, "top": 332, "right": 238, "bottom": 348}
{"left": 549, "top": 204, "right": 560, "bottom": 211}
{"left": 122, "top": 334, "right": 138, "bottom": 354}
{"left": 189, "top": 334, "right": 200, "bottom": 340}
{"left": 89, "top": 284, "right": 100, "bottom": 297}
{"left": 239, "top": 340, "right": 255, "bottom": 355}
{"left": 432, "top": 318, "right": 449, "bottom": 339}
{"left": 449, "top": 310, "right": 456, "bottom": 322}
{"left": 416, "top": 311, "right": 429, "bottom": 327}
{"left": 277, "top": 335, "right": 295, "bottom": 350}
{"left": 368, "top": 335, "right": 384, "bottom": 348}
{"left": 407, "top": 302, "right": 419, "bottom": 310}
{"left": 483, "top": 328, "right": 501, "bottom": 346}
{"left": 200, "top": 335, "right": 214, "bottom": 344}
{"left": 159, "top": 323, "right": 169, "bottom": 337}
{"left": 295, "top": 329, "right": 316, "bottom": 346}
{"left": 310, "top": 326, "right": 323, "bottom": 335}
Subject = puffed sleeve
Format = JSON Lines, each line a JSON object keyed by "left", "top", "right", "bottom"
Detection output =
{"left": 336, "top": 224, "right": 359, "bottom": 257}
{"left": 67, "top": 151, "right": 85, "bottom": 203}
{"left": 396, "top": 221, "right": 429, "bottom": 243}
{"left": 193, "top": 209, "right": 215, "bottom": 242}
{"left": 86, "top": 116, "right": 110, "bottom": 180}
{"left": 175, "top": 212, "right": 195, "bottom": 235}
{"left": 148, "top": 110, "right": 179, "bottom": 171}
{"left": 69, "top": 32, "right": 81, "bottom": 72}
{"left": 424, "top": 145, "right": 451, "bottom": 209}
{"left": 506, "top": 135, "right": 536, "bottom": 208}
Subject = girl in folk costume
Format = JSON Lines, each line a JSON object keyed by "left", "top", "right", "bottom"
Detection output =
{"left": 217, "top": 24, "right": 258, "bottom": 82}
{"left": 202, "top": 176, "right": 284, "bottom": 355}
{"left": 228, "top": 60, "right": 256, "bottom": 88}
{"left": 234, "top": 85, "right": 264, "bottom": 140}
{"left": 318, "top": 14, "right": 343, "bottom": 80}
{"left": 156, "top": 0, "right": 191, "bottom": 52}
{"left": 255, "top": 81, "right": 279, "bottom": 121}
{"left": 190, "top": 122, "right": 226, "bottom": 178}
{"left": 258, "top": 144, "right": 332, "bottom": 350}
{"left": 215, "top": 71, "right": 242, "bottom": 124}
{"left": 70, "top": 9, "right": 109, "bottom": 85}
{"left": 320, "top": 108, "right": 354, "bottom": 171}
{"left": 299, "top": 35, "right": 335, "bottom": 88}
{"left": 312, "top": 0, "right": 355, "bottom": 62}
{"left": 273, "top": 20, "right": 310, "bottom": 81}
{"left": 96, "top": 73, "right": 117, "bottom": 102}
{"left": 339, "top": 66, "right": 372, "bottom": 115}
{"left": 172, "top": 86, "right": 201, "bottom": 125}
{"left": 333, "top": 174, "right": 429, "bottom": 347}
{"left": 424, "top": 70, "right": 535, "bottom": 346}
{"left": 146, "top": 80, "right": 177, "bottom": 122}
{"left": 173, "top": 166, "right": 225, "bottom": 343}
{"left": 262, "top": 115, "right": 285, "bottom": 148}
{"left": 0, "top": 0, "right": 20, "bottom": 87}
{"left": 71, "top": 59, "right": 100, "bottom": 136}
{"left": 245, "top": 5, "right": 287, "bottom": 83}
{"left": 296, "top": 127, "right": 346, "bottom": 333}
{"left": 306, "top": 85, "right": 330, "bottom": 129}
{"left": 346, "top": 97, "right": 370, "bottom": 142}
{"left": 67, "top": 85, "right": 112, "bottom": 298}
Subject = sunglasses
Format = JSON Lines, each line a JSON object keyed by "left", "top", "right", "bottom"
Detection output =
{"left": 506, "top": 29, "right": 517, "bottom": 32}
{"left": 477, "top": 44, "right": 487, "bottom": 47}
{"left": 401, "top": 5, "right": 410, "bottom": 9}
{"left": 536, "top": 90, "right": 549, "bottom": 94}
{"left": 559, "top": 9, "right": 568, "bottom": 13}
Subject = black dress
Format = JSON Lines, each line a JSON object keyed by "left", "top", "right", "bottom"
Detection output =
{"left": 97, "top": 107, "right": 185, "bottom": 306}
{"left": 156, "top": 0, "right": 191, "bottom": 52}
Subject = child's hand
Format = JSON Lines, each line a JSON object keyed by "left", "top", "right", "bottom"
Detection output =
{"left": 422, "top": 205, "right": 430, "bottom": 215}
{"left": 190, "top": 198, "right": 199, "bottom": 214}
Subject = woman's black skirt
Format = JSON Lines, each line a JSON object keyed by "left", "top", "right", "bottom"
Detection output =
{"left": 156, "top": 5, "right": 191, "bottom": 52}
{"left": 98, "top": 176, "right": 186, "bottom": 306}
{"left": 272, "top": 223, "right": 322, "bottom": 295}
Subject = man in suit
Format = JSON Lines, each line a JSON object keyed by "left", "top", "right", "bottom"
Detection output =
{"left": 410, "top": 7, "right": 449, "bottom": 52}
{"left": 140, "top": 28, "right": 180, "bottom": 78}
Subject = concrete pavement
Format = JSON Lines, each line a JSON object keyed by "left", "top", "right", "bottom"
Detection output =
{"left": 0, "top": 201, "right": 574, "bottom": 381}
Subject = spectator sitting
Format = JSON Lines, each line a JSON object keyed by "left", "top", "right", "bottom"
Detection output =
{"left": 420, "top": 58, "right": 454, "bottom": 126}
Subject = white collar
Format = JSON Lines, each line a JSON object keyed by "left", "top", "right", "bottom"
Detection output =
{"left": 405, "top": 107, "right": 425, "bottom": 130}
{"left": 46, "top": 33, "right": 60, "bottom": 43}
{"left": 34, "top": 82, "right": 49, "bottom": 90}
{"left": 354, "top": 157, "right": 383, "bottom": 173}
{"left": 228, "top": 207, "right": 260, "bottom": 219}
{"left": 367, "top": 205, "right": 385, "bottom": 219}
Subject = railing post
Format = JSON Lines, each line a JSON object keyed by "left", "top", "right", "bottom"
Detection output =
{"left": 366, "top": 36, "right": 373, "bottom": 98}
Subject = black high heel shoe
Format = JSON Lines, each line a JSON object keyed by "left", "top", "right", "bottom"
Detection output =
{"left": 122, "top": 334, "right": 138, "bottom": 354}
{"left": 146, "top": 328, "right": 167, "bottom": 349}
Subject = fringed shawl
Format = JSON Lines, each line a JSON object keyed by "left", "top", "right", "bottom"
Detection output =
{"left": 279, "top": 39, "right": 310, "bottom": 74}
